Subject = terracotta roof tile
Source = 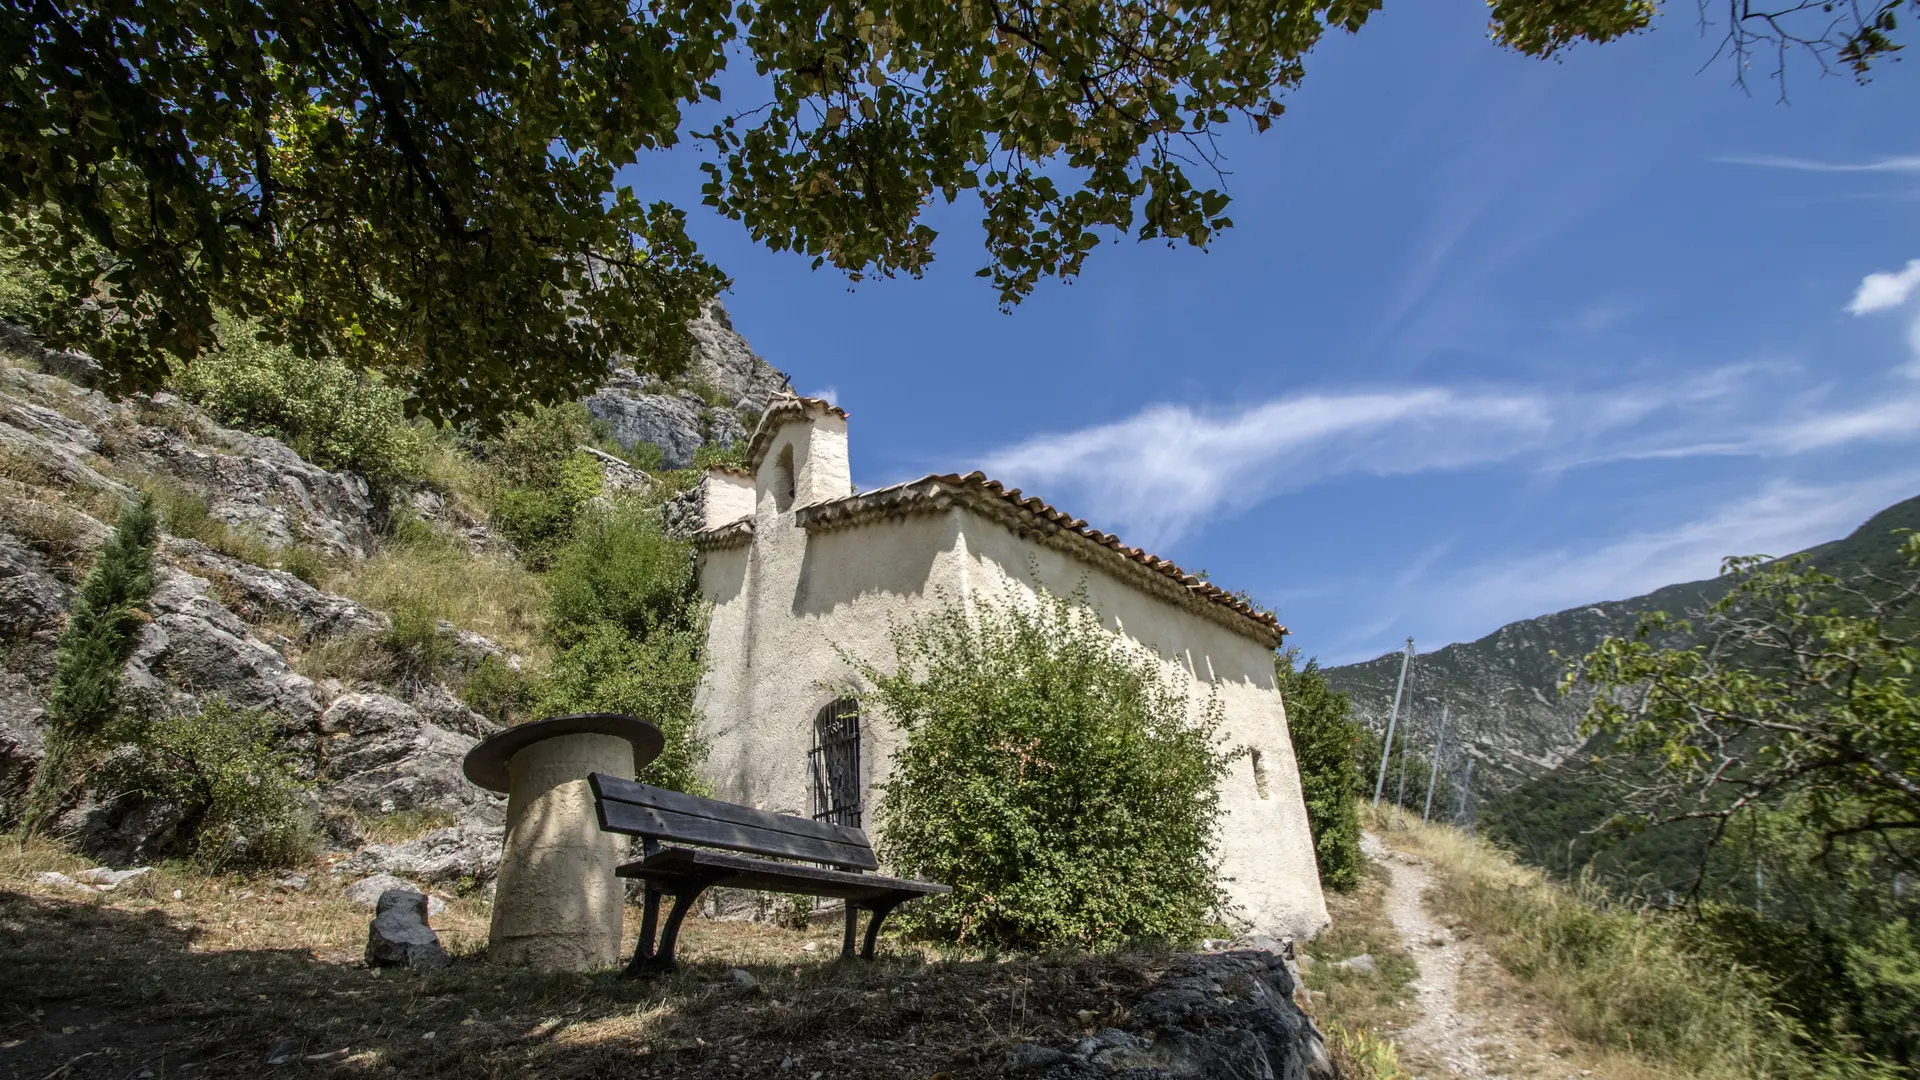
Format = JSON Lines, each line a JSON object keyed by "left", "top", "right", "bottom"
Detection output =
{"left": 745, "top": 392, "right": 848, "bottom": 472}
{"left": 794, "top": 471, "right": 1286, "bottom": 645}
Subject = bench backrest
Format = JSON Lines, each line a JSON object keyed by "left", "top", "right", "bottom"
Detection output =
{"left": 588, "top": 773, "right": 879, "bottom": 872}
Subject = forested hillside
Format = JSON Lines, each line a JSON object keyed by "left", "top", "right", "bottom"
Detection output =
{"left": 1324, "top": 493, "right": 1920, "bottom": 795}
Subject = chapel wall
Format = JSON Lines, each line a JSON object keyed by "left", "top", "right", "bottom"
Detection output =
{"left": 951, "top": 518, "right": 1330, "bottom": 939}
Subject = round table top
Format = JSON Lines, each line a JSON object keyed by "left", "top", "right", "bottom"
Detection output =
{"left": 461, "top": 713, "right": 664, "bottom": 794}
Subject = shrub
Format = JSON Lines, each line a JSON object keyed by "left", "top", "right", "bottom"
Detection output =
{"left": 481, "top": 405, "right": 606, "bottom": 561}
{"left": 487, "top": 451, "right": 603, "bottom": 564}
{"left": 103, "top": 697, "right": 316, "bottom": 871}
{"left": 530, "top": 497, "right": 708, "bottom": 790}
{"left": 461, "top": 653, "right": 536, "bottom": 726}
{"left": 545, "top": 498, "right": 699, "bottom": 648}
{"left": 530, "top": 623, "right": 708, "bottom": 794}
{"left": 485, "top": 401, "right": 596, "bottom": 489}
{"left": 1276, "top": 648, "right": 1365, "bottom": 892}
{"left": 21, "top": 494, "right": 158, "bottom": 834}
{"left": 864, "top": 585, "right": 1235, "bottom": 951}
{"left": 170, "top": 312, "right": 421, "bottom": 486}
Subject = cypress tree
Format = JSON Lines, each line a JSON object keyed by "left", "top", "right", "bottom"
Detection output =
{"left": 21, "top": 493, "right": 159, "bottom": 837}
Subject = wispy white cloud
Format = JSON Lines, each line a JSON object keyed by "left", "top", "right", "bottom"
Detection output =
{"left": 1719, "top": 154, "right": 1920, "bottom": 175}
{"left": 804, "top": 385, "right": 840, "bottom": 406}
{"left": 1848, "top": 259, "right": 1920, "bottom": 314}
{"left": 978, "top": 367, "right": 1920, "bottom": 549}
{"left": 981, "top": 388, "right": 1557, "bottom": 549}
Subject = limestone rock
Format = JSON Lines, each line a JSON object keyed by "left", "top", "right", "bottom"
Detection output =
{"left": 364, "top": 887, "right": 451, "bottom": 969}
{"left": 1333, "top": 953, "right": 1375, "bottom": 974}
{"left": 65, "top": 788, "right": 191, "bottom": 867}
{"left": 76, "top": 866, "right": 153, "bottom": 890}
{"left": 585, "top": 300, "right": 789, "bottom": 468}
{"left": 130, "top": 413, "right": 379, "bottom": 561}
{"left": 346, "top": 872, "right": 413, "bottom": 906}
{"left": 0, "top": 528, "right": 66, "bottom": 797}
{"left": 318, "top": 693, "right": 503, "bottom": 823}
{"left": 34, "top": 870, "right": 93, "bottom": 892}
{"left": 166, "top": 538, "right": 388, "bottom": 640}
{"left": 408, "top": 682, "right": 501, "bottom": 742}
{"left": 335, "top": 825, "right": 504, "bottom": 886}
{"left": 345, "top": 872, "right": 447, "bottom": 916}
{"left": 128, "top": 566, "right": 320, "bottom": 726}
{"left": 0, "top": 321, "right": 102, "bottom": 386}
{"left": 583, "top": 385, "right": 734, "bottom": 471}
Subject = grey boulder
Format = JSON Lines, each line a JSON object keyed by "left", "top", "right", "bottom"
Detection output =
{"left": 365, "top": 887, "right": 451, "bottom": 970}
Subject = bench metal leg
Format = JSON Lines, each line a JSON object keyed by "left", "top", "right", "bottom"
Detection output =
{"left": 860, "top": 898, "right": 903, "bottom": 961}
{"left": 624, "top": 878, "right": 718, "bottom": 977}
{"left": 837, "top": 897, "right": 906, "bottom": 962}
{"left": 623, "top": 888, "right": 665, "bottom": 976}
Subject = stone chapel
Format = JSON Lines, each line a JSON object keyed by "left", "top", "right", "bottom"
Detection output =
{"left": 678, "top": 394, "right": 1330, "bottom": 938}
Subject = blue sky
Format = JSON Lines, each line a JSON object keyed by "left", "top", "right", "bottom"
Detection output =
{"left": 620, "top": 1, "right": 1920, "bottom": 665}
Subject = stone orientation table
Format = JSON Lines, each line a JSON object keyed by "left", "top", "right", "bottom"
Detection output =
{"left": 463, "top": 713, "right": 663, "bottom": 971}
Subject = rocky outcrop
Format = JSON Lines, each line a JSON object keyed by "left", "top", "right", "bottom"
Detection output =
{"left": 1, "top": 357, "right": 382, "bottom": 564}
{"left": 334, "top": 824, "right": 504, "bottom": 886}
{"left": 1004, "top": 951, "right": 1332, "bottom": 1080}
{"left": 127, "top": 566, "right": 322, "bottom": 730}
{"left": 0, "top": 528, "right": 69, "bottom": 799}
{"left": 585, "top": 300, "right": 790, "bottom": 468}
{"left": 167, "top": 538, "right": 387, "bottom": 641}
{"left": 317, "top": 693, "right": 504, "bottom": 825}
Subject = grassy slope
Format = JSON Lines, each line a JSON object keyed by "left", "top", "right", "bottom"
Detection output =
{"left": 1371, "top": 811, "right": 1878, "bottom": 1080}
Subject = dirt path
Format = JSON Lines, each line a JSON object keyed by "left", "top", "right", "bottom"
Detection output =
{"left": 1361, "top": 831, "right": 1505, "bottom": 1079}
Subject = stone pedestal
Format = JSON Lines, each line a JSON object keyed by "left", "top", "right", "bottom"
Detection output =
{"left": 462, "top": 714, "right": 662, "bottom": 972}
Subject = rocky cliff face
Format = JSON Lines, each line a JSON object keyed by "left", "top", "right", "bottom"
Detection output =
{"left": 584, "top": 300, "right": 790, "bottom": 468}
{"left": 1, "top": 298, "right": 797, "bottom": 901}
{"left": 1322, "top": 493, "right": 1920, "bottom": 794}
{"left": 0, "top": 348, "right": 513, "bottom": 870}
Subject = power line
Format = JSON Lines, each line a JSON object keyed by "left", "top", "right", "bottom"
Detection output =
{"left": 1371, "top": 637, "right": 1413, "bottom": 807}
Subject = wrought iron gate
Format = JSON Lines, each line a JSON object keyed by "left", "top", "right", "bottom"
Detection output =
{"left": 809, "top": 698, "right": 862, "bottom": 828}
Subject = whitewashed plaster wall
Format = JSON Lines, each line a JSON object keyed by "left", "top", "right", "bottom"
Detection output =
{"left": 691, "top": 414, "right": 1330, "bottom": 939}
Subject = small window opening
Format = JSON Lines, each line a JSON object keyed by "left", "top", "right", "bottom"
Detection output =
{"left": 809, "top": 698, "right": 862, "bottom": 828}
{"left": 1251, "top": 748, "right": 1271, "bottom": 800}
{"left": 772, "top": 444, "right": 796, "bottom": 512}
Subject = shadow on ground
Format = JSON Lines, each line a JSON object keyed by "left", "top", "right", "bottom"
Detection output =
{"left": 0, "top": 888, "right": 1156, "bottom": 1079}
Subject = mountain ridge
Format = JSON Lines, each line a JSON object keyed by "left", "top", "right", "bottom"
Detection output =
{"left": 1320, "top": 492, "right": 1920, "bottom": 794}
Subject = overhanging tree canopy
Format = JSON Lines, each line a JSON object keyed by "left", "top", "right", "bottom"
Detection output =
{"left": 0, "top": 0, "right": 1902, "bottom": 421}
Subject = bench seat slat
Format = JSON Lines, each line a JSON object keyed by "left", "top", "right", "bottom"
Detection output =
{"left": 597, "top": 799, "right": 880, "bottom": 869}
{"left": 616, "top": 847, "right": 951, "bottom": 903}
{"left": 594, "top": 775, "right": 867, "bottom": 847}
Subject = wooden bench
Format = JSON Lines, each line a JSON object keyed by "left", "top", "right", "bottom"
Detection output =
{"left": 588, "top": 773, "right": 950, "bottom": 974}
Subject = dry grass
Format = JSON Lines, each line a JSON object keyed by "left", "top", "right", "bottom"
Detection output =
{"left": 0, "top": 834, "right": 1181, "bottom": 1079}
{"left": 1299, "top": 860, "right": 1419, "bottom": 1039}
{"left": 357, "top": 810, "right": 461, "bottom": 845}
{"left": 324, "top": 523, "right": 547, "bottom": 663}
{"left": 0, "top": 485, "right": 103, "bottom": 575}
{"left": 1368, "top": 810, "right": 1864, "bottom": 1080}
